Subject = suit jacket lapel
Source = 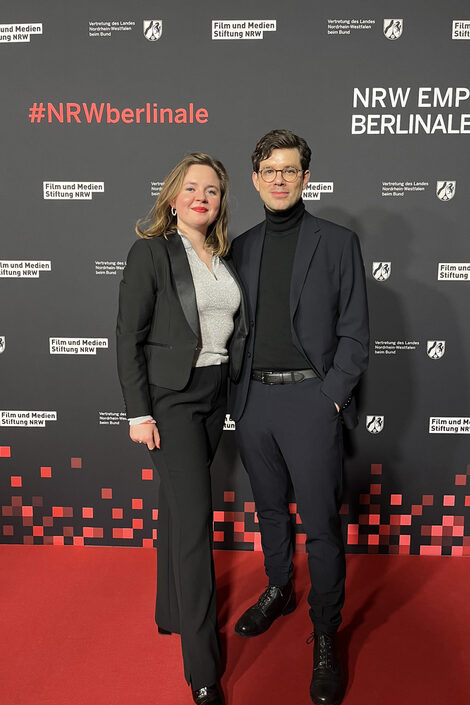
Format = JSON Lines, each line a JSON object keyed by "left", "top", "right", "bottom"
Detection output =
{"left": 166, "top": 232, "right": 199, "bottom": 339}
{"left": 244, "top": 222, "right": 266, "bottom": 317}
{"left": 290, "top": 214, "right": 322, "bottom": 319}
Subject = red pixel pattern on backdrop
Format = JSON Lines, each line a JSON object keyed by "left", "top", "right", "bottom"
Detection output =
{"left": 1, "top": 445, "right": 469, "bottom": 555}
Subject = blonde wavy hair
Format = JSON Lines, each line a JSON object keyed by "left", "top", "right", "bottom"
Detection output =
{"left": 136, "top": 152, "right": 229, "bottom": 257}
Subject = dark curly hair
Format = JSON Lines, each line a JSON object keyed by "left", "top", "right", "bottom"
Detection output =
{"left": 251, "top": 129, "right": 311, "bottom": 172}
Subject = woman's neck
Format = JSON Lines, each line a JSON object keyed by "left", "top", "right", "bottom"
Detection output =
{"left": 177, "top": 225, "right": 208, "bottom": 252}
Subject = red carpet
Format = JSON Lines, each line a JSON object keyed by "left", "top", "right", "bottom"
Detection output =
{"left": 0, "top": 546, "right": 468, "bottom": 705}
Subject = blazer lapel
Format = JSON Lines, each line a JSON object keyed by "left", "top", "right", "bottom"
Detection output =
{"left": 244, "top": 222, "right": 266, "bottom": 316}
{"left": 166, "top": 232, "right": 199, "bottom": 339}
{"left": 290, "top": 214, "right": 322, "bottom": 320}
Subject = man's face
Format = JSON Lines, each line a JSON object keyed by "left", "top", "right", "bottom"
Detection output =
{"left": 252, "top": 148, "right": 310, "bottom": 211}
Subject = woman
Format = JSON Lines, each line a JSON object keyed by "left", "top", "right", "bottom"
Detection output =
{"left": 116, "top": 153, "right": 247, "bottom": 705}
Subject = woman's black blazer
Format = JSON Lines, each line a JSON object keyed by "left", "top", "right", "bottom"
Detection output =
{"left": 116, "top": 231, "right": 248, "bottom": 418}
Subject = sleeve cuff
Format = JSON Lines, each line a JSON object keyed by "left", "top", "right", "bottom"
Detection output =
{"left": 129, "top": 415, "right": 155, "bottom": 426}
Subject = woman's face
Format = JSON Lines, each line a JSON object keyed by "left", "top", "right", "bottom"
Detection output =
{"left": 171, "top": 164, "right": 221, "bottom": 235}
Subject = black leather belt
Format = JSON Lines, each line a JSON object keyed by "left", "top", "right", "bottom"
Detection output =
{"left": 251, "top": 369, "right": 318, "bottom": 385}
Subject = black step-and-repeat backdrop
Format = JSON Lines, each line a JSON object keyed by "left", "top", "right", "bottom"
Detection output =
{"left": 1, "top": 1, "right": 469, "bottom": 556}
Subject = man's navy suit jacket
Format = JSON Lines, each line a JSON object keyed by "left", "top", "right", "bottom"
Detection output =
{"left": 230, "top": 209, "right": 370, "bottom": 429}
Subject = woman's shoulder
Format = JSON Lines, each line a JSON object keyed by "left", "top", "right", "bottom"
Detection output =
{"left": 124, "top": 236, "right": 174, "bottom": 279}
{"left": 127, "top": 233, "right": 173, "bottom": 257}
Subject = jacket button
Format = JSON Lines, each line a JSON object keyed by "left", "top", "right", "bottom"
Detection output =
{"left": 247, "top": 352, "right": 252, "bottom": 358}
{"left": 250, "top": 320, "right": 254, "bottom": 327}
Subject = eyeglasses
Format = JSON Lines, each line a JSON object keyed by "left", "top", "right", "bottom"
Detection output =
{"left": 258, "top": 167, "right": 303, "bottom": 183}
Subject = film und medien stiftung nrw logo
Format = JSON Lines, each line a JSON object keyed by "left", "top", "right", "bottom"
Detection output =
{"left": 0, "top": 410, "right": 57, "bottom": 427}
{"left": 143, "top": 20, "right": 162, "bottom": 41}
{"left": 49, "top": 338, "right": 108, "bottom": 354}
{"left": 212, "top": 20, "right": 276, "bottom": 40}
{"left": 429, "top": 417, "right": 470, "bottom": 434}
{"left": 0, "top": 260, "right": 51, "bottom": 278}
{"left": 43, "top": 182, "right": 104, "bottom": 200}
{"left": 366, "top": 416, "right": 384, "bottom": 434}
{"left": 372, "top": 262, "right": 391, "bottom": 281}
{"left": 302, "top": 182, "right": 334, "bottom": 201}
{"left": 436, "top": 181, "right": 456, "bottom": 201}
{"left": 0, "top": 336, "right": 5, "bottom": 354}
{"left": 0, "top": 23, "right": 42, "bottom": 43}
{"left": 383, "top": 19, "right": 403, "bottom": 40}
{"left": 452, "top": 20, "right": 470, "bottom": 40}
{"left": 427, "top": 340, "right": 446, "bottom": 359}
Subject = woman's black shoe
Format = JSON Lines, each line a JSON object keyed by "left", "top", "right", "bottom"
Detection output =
{"left": 157, "top": 626, "right": 172, "bottom": 635}
{"left": 191, "top": 682, "right": 225, "bottom": 705}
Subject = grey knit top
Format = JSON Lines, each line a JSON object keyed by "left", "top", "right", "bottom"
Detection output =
{"left": 179, "top": 232, "right": 241, "bottom": 367}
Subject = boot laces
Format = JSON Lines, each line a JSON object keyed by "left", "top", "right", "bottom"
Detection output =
{"left": 307, "top": 632, "right": 335, "bottom": 670}
{"left": 257, "top": 585, "right": 280, "bottom": 611}
{"left": 318, "top": 634, "right": 334, "bottom": 669}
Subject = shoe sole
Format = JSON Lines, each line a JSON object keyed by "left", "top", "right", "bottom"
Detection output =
{"left": 310, "top": 697, "right": 343, "bottom": 705}
{"left": 157, "top": 626, "right": 172, "bottom": 635}
{"left": 310, "top": 690, "right": 344, "bottom": 705}
{"left": 310, "top": 674, "right": 344, "bottom": 705}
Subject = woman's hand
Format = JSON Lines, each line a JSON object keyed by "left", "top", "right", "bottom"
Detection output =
{"left": 129, "top": 422, "right": 161, "bottom": 450}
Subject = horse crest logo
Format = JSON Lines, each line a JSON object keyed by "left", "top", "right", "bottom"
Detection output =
{"left": 427, "top": 341, "right": 446, "bottom": 359}
{"left": 143, "top": 20, "right": 162, "bottom": 41}
{"left": 383, "top": 19, "right": 403, "bottom": 40}
{"left": 366, "top": 416, "right": 384, "bottom": 434}
{"left": 436, "top": 181, "right": 456, "bottom": 201}
{"left": 373, "top": 262, "right": 391, "bottom": 281}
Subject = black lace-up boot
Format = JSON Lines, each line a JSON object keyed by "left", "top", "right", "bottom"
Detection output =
{"left": 234, "top": 579, "right": 296, "bottom": 637}
{"left": 309, "top": 631, "right": 344, "bottom": 705}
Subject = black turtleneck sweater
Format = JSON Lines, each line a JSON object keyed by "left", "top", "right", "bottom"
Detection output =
{"left": 253, "top": 199, "right": 308, "bottom": 370}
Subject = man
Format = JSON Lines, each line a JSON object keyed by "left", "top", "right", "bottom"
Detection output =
{"left": 230, "top": 130, "right": 369, "bottom": 705}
